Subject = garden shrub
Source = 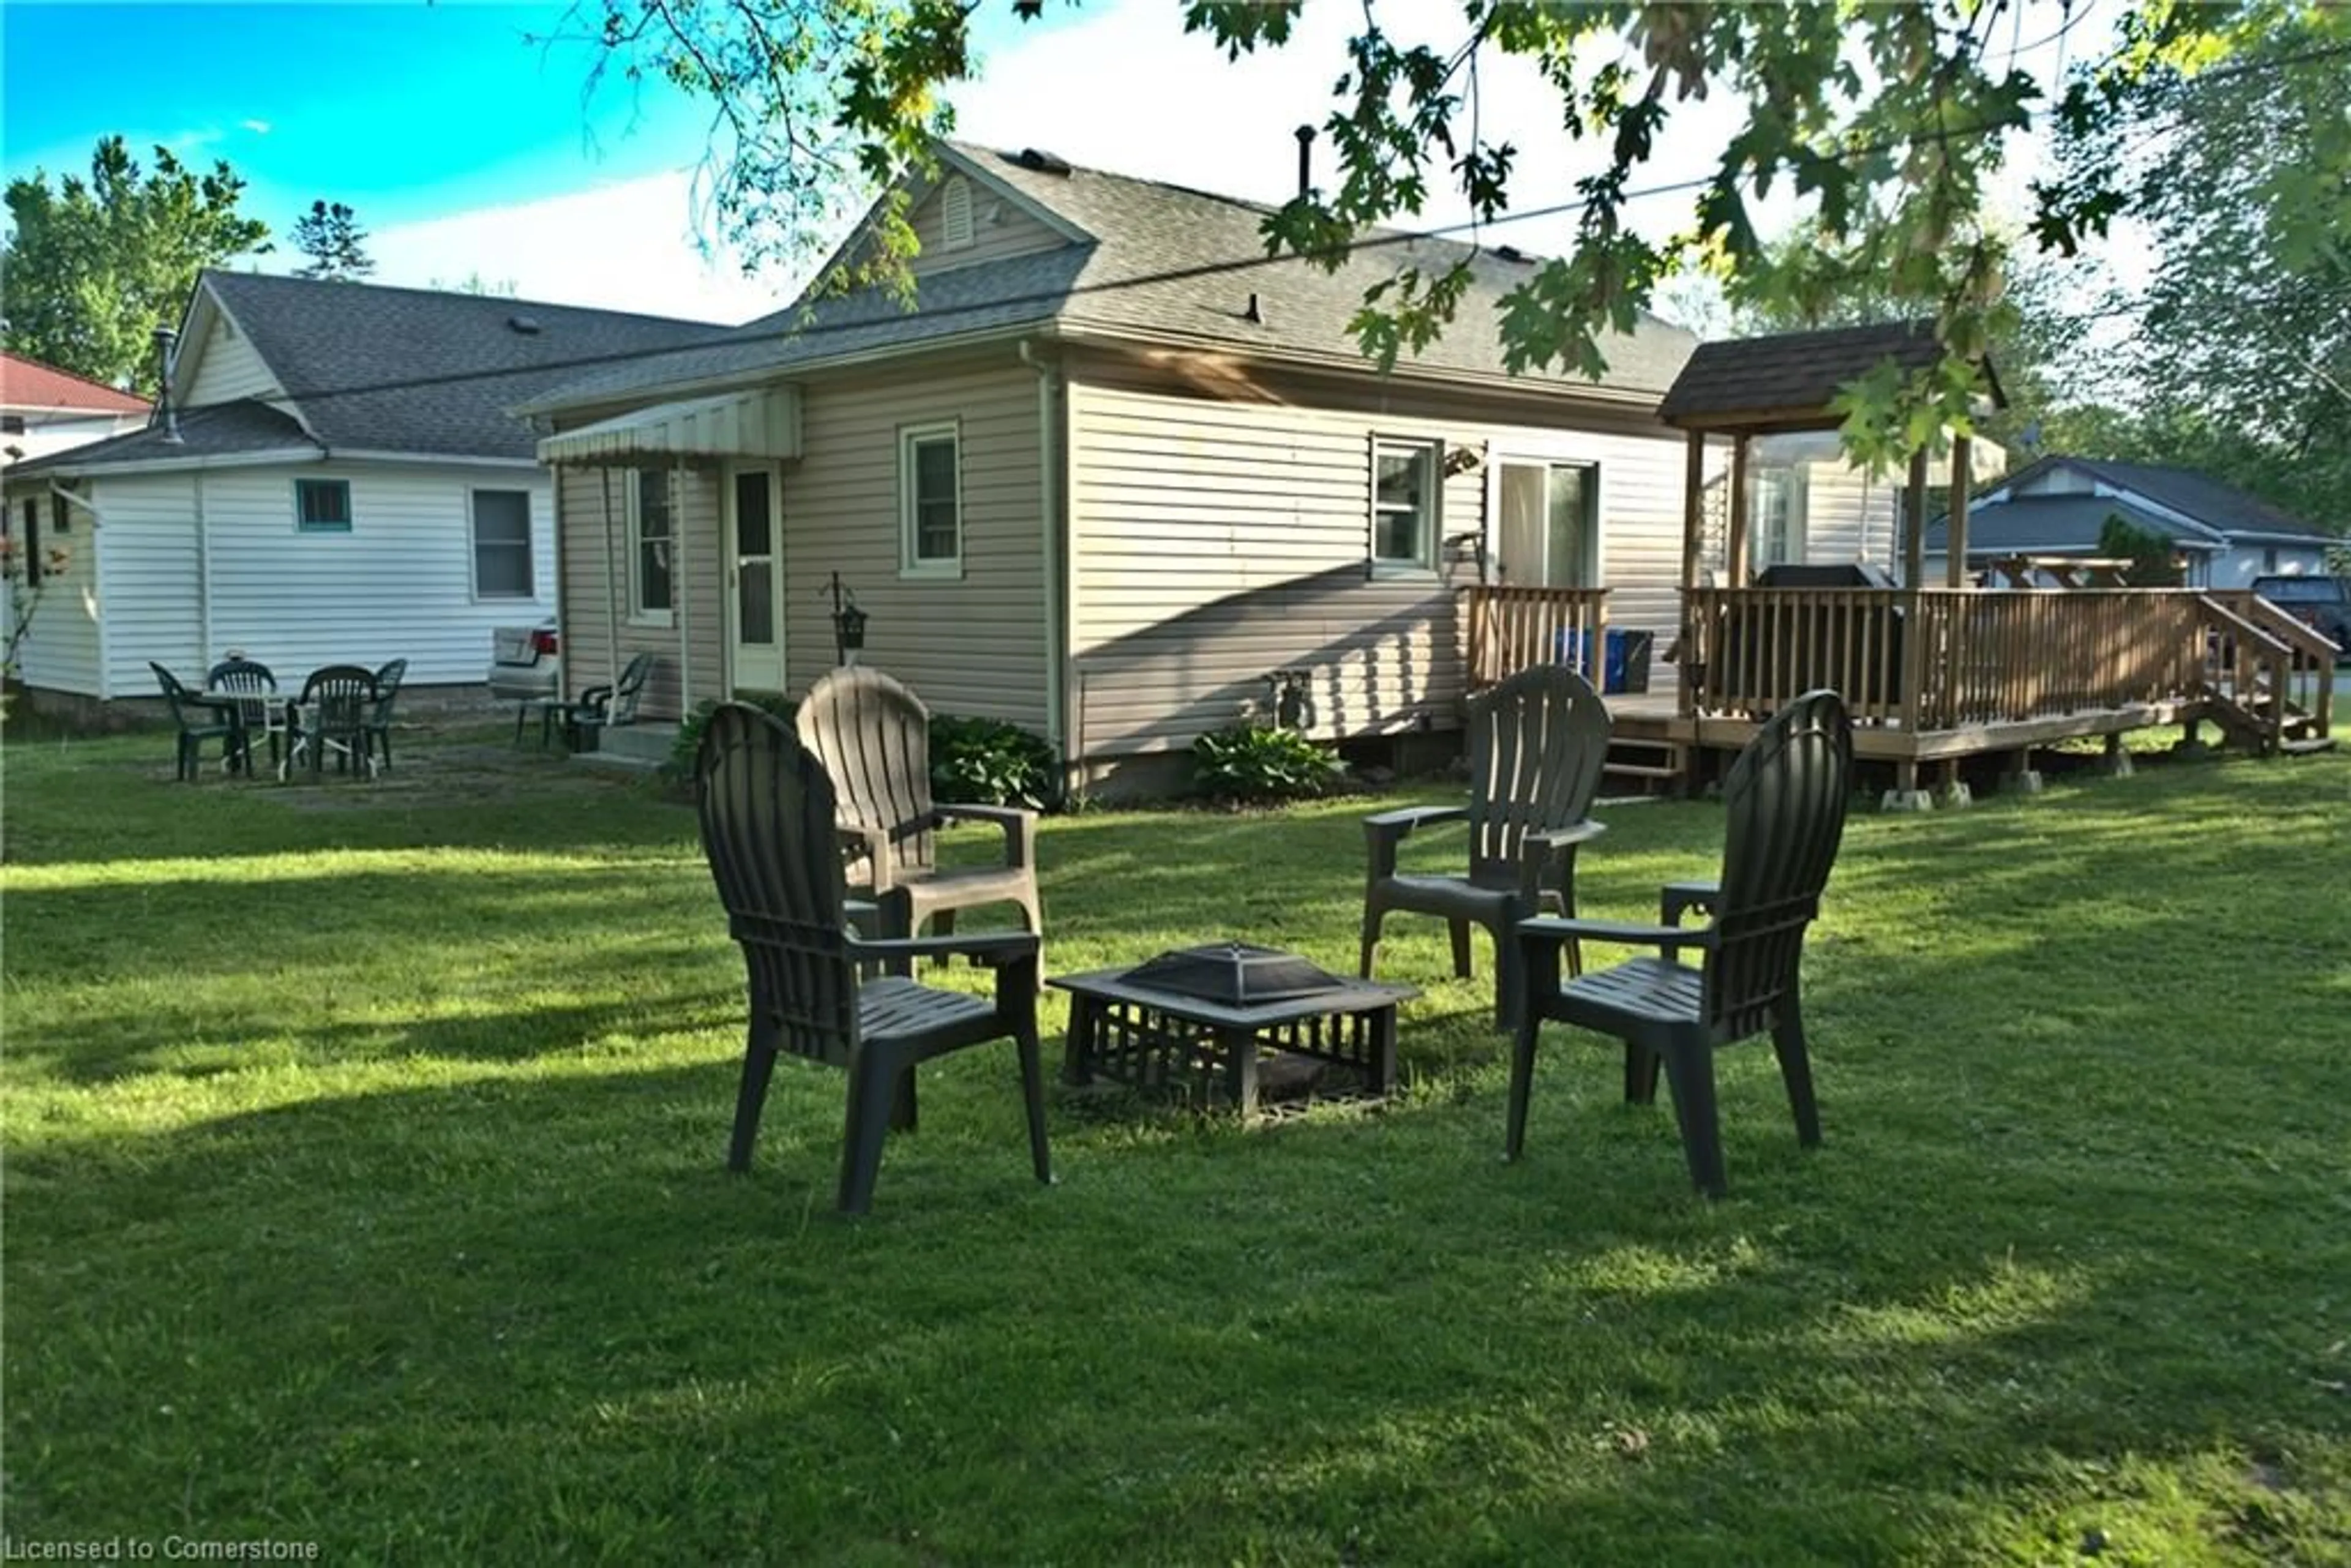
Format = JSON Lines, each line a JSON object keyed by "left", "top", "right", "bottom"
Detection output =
{"left": 1192, "top": 723, "right": 1346, "bottom": 803}
{"left": 662, "top": 692, "right": 797, "bottom": 782}
{"left": 929, "top": 713, "right": 1059, "bottom": 809}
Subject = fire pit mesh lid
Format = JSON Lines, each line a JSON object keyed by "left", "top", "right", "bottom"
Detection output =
{"left": 1120, "top": 942, "right": 1348, "bottom": 1007}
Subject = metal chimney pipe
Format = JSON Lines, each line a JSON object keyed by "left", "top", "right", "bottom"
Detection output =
{"left": 154, "top": 324, "right": 183, "bottom": 444}
{"left": 1294, "top": 125, "right": 1315, "bottom": 198}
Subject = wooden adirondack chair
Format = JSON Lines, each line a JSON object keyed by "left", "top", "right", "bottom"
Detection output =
{"left": 794, "top": 666, "right": 1043, "bottom": 950}
{"left": 1507, "top": 689, "right": 1855, "bottom": 1196}
{"left": 1359, "top": 664, "right": 1610, "bottom": 1028}
{"left": 695, "top": 702, "right": 1052, "bottom": 1215}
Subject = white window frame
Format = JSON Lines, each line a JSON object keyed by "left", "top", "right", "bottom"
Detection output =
{"left": 1369, "top": 437, "right": 1441, "bottom": 577}
{"left": 628, "top": 467, "right": 676, "bottom": 627}
{"left": 294, "top": 477, "right": 353, "bottom": 534}
{"left": 898, "top": 422, "right": 963, "bottom": 579}
{"left": 1489, "top": 454, "right": 1604, "bottom": 588}
{"left": 1753, "top": 465, "right": 1807, "bottom": 569}
{"left": 468, "top": 486, "right": 536, "bottom": 602}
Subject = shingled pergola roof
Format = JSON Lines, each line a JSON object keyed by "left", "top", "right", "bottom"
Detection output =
{"left": 1659, "top": 320, "right": 2001, "bottom": 433}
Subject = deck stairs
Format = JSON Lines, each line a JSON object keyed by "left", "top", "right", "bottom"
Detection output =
{"left": 1601, "top": 735, "right": 1689, "bottom": 794}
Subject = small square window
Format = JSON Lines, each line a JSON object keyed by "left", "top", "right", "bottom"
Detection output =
{"left": 296, "top": 478, "right": 352, "bottom": 532}
{"left": 1370, "top": 440, "right": 1438, "bottom": 572}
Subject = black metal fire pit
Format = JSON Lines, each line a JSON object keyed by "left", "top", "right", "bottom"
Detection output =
{"left": 1050, "top": 942, "right": 1417, "bottom": 1115}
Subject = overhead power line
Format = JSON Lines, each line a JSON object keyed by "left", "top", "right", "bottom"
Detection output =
{"left": 83, "top": 39, "right": 2351, "bottom": 429}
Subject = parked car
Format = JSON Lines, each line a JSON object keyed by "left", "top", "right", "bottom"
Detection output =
{"left": 489, "top": 623, "right": 561, "bottom": 703}
{"left": 2252, "top": 574, "right": 2351, "bottom": 659}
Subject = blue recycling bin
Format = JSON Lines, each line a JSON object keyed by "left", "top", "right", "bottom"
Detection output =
{"left": 1553, "top": 628, "right": 1654, "bottom": 694}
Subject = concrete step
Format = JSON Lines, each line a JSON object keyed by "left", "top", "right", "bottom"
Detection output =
{"left": 572, "top": 722, "right": 679, "bottom": 772}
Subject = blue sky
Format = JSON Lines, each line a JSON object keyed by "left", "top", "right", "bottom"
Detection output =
{"left": 2, "top": 4, "right": 726, "bottom": 228}
{"left": 1, "top": 1, "right": 1076, "bottom": 313}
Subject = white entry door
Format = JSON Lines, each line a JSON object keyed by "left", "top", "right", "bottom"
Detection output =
{"left": 727, "top": 465, "right": 786, "bottom": 692}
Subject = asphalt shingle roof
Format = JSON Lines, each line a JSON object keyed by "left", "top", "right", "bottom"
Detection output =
{"left": 529, "top": 141, "right": 1697, "bottom": 412}
{"left": 2031, "top": 456, "right": 2333, "bottom": 540}
{"left": 1923, "top": 493, "right": 2216, "bottom": 556}
{"left": 7, "top": 400, "right": 313, "bottom": 477}
{"left": 1659, "top": 320, "right": 1957, "bottom": 427}
{"left": 197, "top": 272, "right": 733, "bottom": 459}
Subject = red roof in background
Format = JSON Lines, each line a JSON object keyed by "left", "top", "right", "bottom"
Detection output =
{"left": 0, "top": 351, "right": 151, "bottom": 413}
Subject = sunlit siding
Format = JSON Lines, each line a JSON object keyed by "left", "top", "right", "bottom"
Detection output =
{"left": 779, "top": 358, "right": 1049, "bottom": 730}
{"left": 89, "top": 475, "right": 203, "bottom": 694}
{"left": 182, "top": 314, "right": 282, "bottom": 406}
{"left": 93, "top": 463, "right": 553, "bottom": 695}
{"left": 909, "top": 173, "right": 1068, "bottom": 274}
{"left": 1065, "top": 356, "right": 1694, "bottom": 757}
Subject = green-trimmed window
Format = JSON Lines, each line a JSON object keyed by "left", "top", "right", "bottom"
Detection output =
{"left": 296, "top": 479, "right": 353, "bottom": 533}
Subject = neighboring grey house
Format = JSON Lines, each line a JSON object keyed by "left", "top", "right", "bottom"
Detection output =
{"left": 1923, "top": 454, "right": 2337, "bottom": 587}
{"left": 521, "top": 140, "right": 1705, "bottom": 787}
{"left": 0, "top": 272, "right": 727, "bottom": 708}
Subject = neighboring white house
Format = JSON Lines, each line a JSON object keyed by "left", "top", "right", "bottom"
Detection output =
{"left": 1737, "top": 429, "right": 2006, "bottom": 579}
{"left": 0, "top": 272, "right": 729, "bottom": 707}
{"left": 1922, "top": 454, "right": 2336, "bottom": 587}
{"left": 1, "top": 352, "right": 149, "bottom": 469}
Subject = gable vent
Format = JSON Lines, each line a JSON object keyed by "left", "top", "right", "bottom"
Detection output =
{"left": 1015, "top": 148, "right": 1071, "bottom": 176}
{"left": 942, "top": 176, "right": 975, "bottom": 250}
{"left": 507, "top": 313, "right": 543, "bottom": 336}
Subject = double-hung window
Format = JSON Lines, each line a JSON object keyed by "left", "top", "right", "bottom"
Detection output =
{"left": 1371, "top": 438, "right": 1439, "bottom": 573}
{"left": 296, "top": 478, "right": 352, "bottom": 533}
{"left": 899, "top": 423, "right": 961, "bottom": 576}
{"left": 470, "top": 489, "right": 534, "bottom": 599}
{"left": 631, "top": 468, "right": 674, "bottom": 623}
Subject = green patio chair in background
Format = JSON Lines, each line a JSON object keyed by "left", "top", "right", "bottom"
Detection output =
{"left": 152, "top": 662, "right": 243, "bottom": 781}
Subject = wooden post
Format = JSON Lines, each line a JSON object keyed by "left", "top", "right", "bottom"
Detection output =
{"left": 1945, "top": 435, "right": 1973, "bottom": 589}
{"left": 1902, "top": 446, "right": 1929, "bottom": 590}
{"left": 1726, "top": 434, "right": 1752, "bottom": 588}
{"left": 1678, "top": 429, "right": 1704, "bottom": 719}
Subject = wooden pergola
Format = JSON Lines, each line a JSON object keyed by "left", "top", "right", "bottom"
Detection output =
{"left": 1656, "top": 320, "right": 2001, "bottom": 595}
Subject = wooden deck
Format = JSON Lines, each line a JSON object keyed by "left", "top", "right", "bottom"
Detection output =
{"left": 1467, "top": 585, "right": 2338, "bottom": 795}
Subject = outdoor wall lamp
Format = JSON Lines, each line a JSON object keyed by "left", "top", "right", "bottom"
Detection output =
{"left": 825, "top": 571, "right": 868, "bottom": 666}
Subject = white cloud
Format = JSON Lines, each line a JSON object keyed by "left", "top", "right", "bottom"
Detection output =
{"left": 360, "top": 171, "right": 787, "bottom": 323}
{"left": 341, "top": 1, "right": 2135, "bottom": 325}
{"left": 241, "top": 119, "right": 272, "bottom": 135}
{"left": 950, "top": 1, "right": 1773, "bottom": 256}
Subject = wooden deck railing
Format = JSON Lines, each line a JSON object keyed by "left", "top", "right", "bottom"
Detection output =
{"left": 1462, "top": 585, "right": 1610, "bottom": 690}
{"left": 1463, "top": 585, "right": 2334, "bottom": 745}
{"left": 1678, "top": 587, "right": 2332, "bottom": 735}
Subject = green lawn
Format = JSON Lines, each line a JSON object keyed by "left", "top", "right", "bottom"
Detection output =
{"left": 6, "top": 723, "right": 2349, "bottom": 1564}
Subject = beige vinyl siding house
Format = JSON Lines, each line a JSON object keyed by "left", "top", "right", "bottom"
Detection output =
{"left": 1063, "top": 352, "right": 1696, "bottom": 759}
{"left": 524, "top": 140, "right": 1701, "bottom": 787}
{"left": 1, "top": 271, "right": 722, "bottom": 710}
